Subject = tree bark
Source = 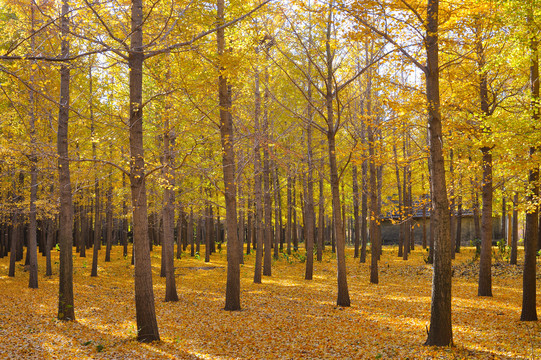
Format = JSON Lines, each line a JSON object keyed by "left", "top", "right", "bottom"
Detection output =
{"left": 218, "top": 0, "right": 241, "bottom": 311}
{"left": 262, "top": 50, "right": 273, "bottom": 277}
{"left": 325, "top": 0, "right": 349, "bottom": 307}
{"left": 162, "top": 112, "right": 178, "bottom": 302}
{"left": 510, "top": 193, "right": 518, "bottom": 265}
{"left": 478, "top": 148, "right": 493, "bottom": 296}
{"left": 57, "top": 0, "right": 74, "bottom": 319}
{"left": 27, "top": 4, "right": 38, "bottom": 290}
{"left": 424, "top": 0, "right": 453, "bottom": 346}
{"left": 317, "top": 174, "right": 324, "bottom": 262}
{"left": 352, "top": 165, "right": 360, "bottom": 259}
{"left": 253, "top": 63, "right": 264, "bottom": 283}
{"left": 521, "top": 16, "right": 539, "bottom": 321}
{"left": 478, "top": 31, "right": 493, "bottom": 297}
{"left": 128, "top": 0, "right": 160, "bottom": 341}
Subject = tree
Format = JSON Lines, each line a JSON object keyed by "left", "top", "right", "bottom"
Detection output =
{"left": 57, "top": 0, "right": 74, "bottom": 321}
{"left": 347, "top": 0, "right": 453, "bottom": 345}
{"left": 218, "top": 0, "right": 241, "bottom": 311}
{"left": 520, "top": 9, "right": 539, "bottom": 322}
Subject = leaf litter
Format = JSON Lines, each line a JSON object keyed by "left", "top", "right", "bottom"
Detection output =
{"left": 0, "top": 246, "right": 539, "bottom": 359}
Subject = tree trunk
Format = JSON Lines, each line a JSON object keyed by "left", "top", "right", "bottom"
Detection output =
{"left": 57, "top": 0, "right": 74, "bottom": 318}
{"left": 325, "top": 0, "right": 349, "bottom": 306}
{"left": 360, "top": 124, "right": 368, "bottom": 264}
{"left": 79, "top": 203, "right": 87, "bottom": 257}
{"left": 287, "top": 173, "right": 293, "bottom": 256}
{"left": 292, "top": 180, "right": 298, "bottom": 252}
{"left": 128, "top": 0, "right": 160, "bottom": 341}
{"left": 304, "top": 55, "right": 316, "bottom": 278}
{"left": 455, "top": 188, "right": 462, "bottom": 254}
{"left": 105, "top": 174, "right": 113, "bottom": 262}
{"left": 368, "top": 118, "right": 379, "bottom": 284}
{"left": 122, "top": 170, "right": 129, "bottom": 258}
{"left": 262, "top": 55, "right": 273, "bottom": 277}
{"left": 510, "top": 193, "right": 518, "bottom": 265}
{"left": 472, "top": 179, "right": 481, "bottom": 242}
{"left": 273, "top": 163, "right": 281, "bottom": 261}
{"left": 90, "top": 180, "right": 100, "bottom": 277}
{"left": 189, "top": 207, "right": 195, "bottom": 257}
{"left": 424, "top": 0, "right": 453, "bottom": 346}
{"left": 90, "top": 65, "right": 100, "bottom": 277}
{"left": 521, "top": 148, "right": 539, "bottom": 321}
{"left": 521, "top": 17, "right": 539, "bottom": 321}
{"left": 317, "top": 174, "right": 324, "bottom": 262}
{"left": 26, "top": 5, "right": 39, "bottom": 290}
{"left": 352, "top": 165, "right": 360, "bottom": 259}
{"left": 402, "top": 142, "right": 409, "bottom": 261}
{"left": 478, "top": 33, "right": 493, "bottom": 296}
{"left": 247, "top": 199, "right": 252, "bottom": 255}
{"left": 218, "top": 0, "right": 241, "bottom": 310}
{"left": 393, "top": 142, "right": 403, "bottom": 258}
{"left": 45, "top": 218, "right": 54, "bottom": 277}
{"left": 253, "top": 64, "right": 264, "bottom": 283}
{"left": 162, "top": 113, "right": 178, "bottom": 302}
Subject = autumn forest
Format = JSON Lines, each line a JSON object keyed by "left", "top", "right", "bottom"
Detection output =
{"left": 0, "top": 0, "right": 540, "bottom": 358}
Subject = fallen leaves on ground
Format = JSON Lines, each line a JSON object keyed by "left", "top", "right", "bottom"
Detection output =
{"left": 0, "top": 245, "right": 539, "bottom": 359}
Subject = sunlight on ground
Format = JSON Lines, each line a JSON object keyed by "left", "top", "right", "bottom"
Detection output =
{"left": 0, "top": 244, "right": 539, "bottom": 359}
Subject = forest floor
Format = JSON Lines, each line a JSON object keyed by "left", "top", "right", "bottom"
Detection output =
{"left": 0, "top": 244, "right": 539, "bottom": 359}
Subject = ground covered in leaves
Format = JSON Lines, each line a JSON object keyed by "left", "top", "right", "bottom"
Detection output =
{"left": 0, "top": 244, "right": 539, "bottom": 359}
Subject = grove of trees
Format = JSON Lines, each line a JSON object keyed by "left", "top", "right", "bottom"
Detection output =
{"left": 0, "top": 0, "right": 539, "bottom": 350}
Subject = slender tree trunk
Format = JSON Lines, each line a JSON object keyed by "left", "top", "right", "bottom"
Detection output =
{"left": 128, "top": 0, "right": 160, "bottom": 341}
{"left": 478, "top": 32, "right": 493, "bottom": 296}
{"left": 393, "top": 142, "right": 403, "bottom": 258}
{"left": 189, "top": 207, "right": 194, "bottom": 257}
{"left": 317, "top": 174, "right": 324, "bottom": 262}
{"left": 455, "top": 184, "right": 462, "bottom": 254}
{"left": 324, "top": 0, "right": 349, "bottom": 307}
{"left": 472, "top": 178, "right": 481, "bottom": 242}
{"left": 57, "top": 0, "right": 74, "bottom": 318}
{"left": 360, "top": 125, "right": 368, "bottom": 264}
{"left": 122, "top": 169, "right": 129, "bottom": 258}
{"left": 287, "top": 173, "right": 293, "bottom": 256}
{"left": 237, "top": 181, "right": 245, "bottom": 264}
{"left": 247, "top": 200, "right": 252, "bottom": 255}
{"left": 304, "top": 33, "right": 316, "bottom": 277}
{"left": 162, "top": 112, "right": 178, "bottom": 302}
{"left": 90, "top": 66, "right": 100, "bottom": 278}
{"left": 352, "top": 165, "right": 360, "bottom": 258}
{"left": 8, "top": 211, "right": 20, "bottom": 277}
{"left": 304, "top": 171, "right": 315, "bottom": 280}
{"left": 91, "top": 180, "right": 100, "bottom": 277}
{"left": 510, "top": 193, "right": 518, "bottom": 265}
{"left": 27, "top": 5, "right": 38, "bottom": 290}
{"left": 105, "top": 173, "right": 113, "bottom": 262}
{"left": 365, "top": 59, "right": 379, "bottom": 283}
{"left": 273, "top": 163, "right": 281, "bottom": 261}
{"left": 79, "top": 203, "right": 87, "bottom": 257}
{"left": 291, "top": 181, "right": 298, "bottom": 252}
{"left": 422, "top": 174, "right": 427, "bottom": 249}
{"left": 45, "top": 218, "right": 54, "bottom": 277}
{"left": 424, "top": 0, "right": 453, "bottom": 346}
{"left": 521, "top": 17, "right": 539, "bottom": 321}
{"left": 262, "top": 56, "right": 272, "bottom": 277}
{"left": 449, "top": 149, "right": 455, "bottom": 260}
{"left": 368, "top": 119, "right": 379, "bottom": 284}
{"left": 402, "top": 139, "right": 409, "bottom": 261}
{"left": 501, "top": 192, "right": 506, "bottom": 244}
{"left": 218, "top": 0, "right": 241, "bottom": 310}
{"left": 253, "top": 64, "right": 264, "bottom": 283}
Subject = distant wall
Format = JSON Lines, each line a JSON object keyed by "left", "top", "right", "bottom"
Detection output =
{"left": 379, "top": 216, "right": 503, "bottom": 245}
